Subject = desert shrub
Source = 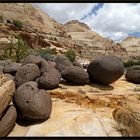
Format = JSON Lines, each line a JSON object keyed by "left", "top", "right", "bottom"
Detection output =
{"left": 12, "top": 19, "right": 23, "bottom": 28}
{"left": 123, "top": 59, "right": 140, "bottom": 67}
{"left": 64, "top": 49, "right": 76, "bottom": 62}
{"left": 35, "top": 48, "right": 54, "bottom": 60}
{"left": 4, "top": 37, "right": 33, "bottom": 62}
{"left": 0, "top": 15, "right": 4, "bottom": 22}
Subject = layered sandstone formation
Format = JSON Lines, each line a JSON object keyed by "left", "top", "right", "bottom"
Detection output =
{"left": 64, "top": 20, "right": 128, "bottom": 61}
{"left": 0, "top": 3, "right": 66, "bottom": 35}
{"left": 120, "top": 36, "right": 140, "bottom": 60}
{"left": 0, "top": 4, "right": 139, "bottom": 62}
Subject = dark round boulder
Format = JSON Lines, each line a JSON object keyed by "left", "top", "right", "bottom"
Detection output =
{"left": 48, "top": 61, "right": 56, "bottom": 69}
{"left": 15, "top": 63, "right": 40, "bottom": 87}
{"left": 3, "top": 63, "right": 21, "bottom": 76}
{"left": 22, "top": 55, "right": 42, "bottom": 66}
{"left": 39, "top": 59, "right": 50, "bottom": 74}
{"left": 55, "top": 55, "right": 73, "bottom": 72}
{"left": 13, "top": 81, "right": 52, "bottom": 121}
{"left": 0, "top": 105, "right": 17, "bottom": 137}
{"left": 37, "top": 68, "right": 61, "bottom": 90}
{"left": 22, "top": 55, "right": 51, "bottom": 74}
{"left": 87, "top": 55, "right": 124, "bottom": 85}
{"left": 125, "top": 65, "right": 140, "bottom": 84}
{"left": 73, "top": 61, "right": 83, "bottom": 68}
{"left": 61, "top": 66, "right": 89, "bottom": 85}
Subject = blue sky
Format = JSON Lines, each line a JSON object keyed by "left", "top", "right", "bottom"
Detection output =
{"left": 80, "top": 3, "right": 104, "bottom": 20}
{"left": 33, "top": 3, "right": 140, "bottom": 41}
{"left": 128, "top": 32, "right": 140, "bottom": 38}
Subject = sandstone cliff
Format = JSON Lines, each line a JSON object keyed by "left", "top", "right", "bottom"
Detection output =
{"left": 0, "top": 3, "right": 66, "bottom": 35}
{"left": 0, "top": 3, "right": 139, "bottom": 62}
{"left": 120, "top": 36, "right": 140, "bottom": 60}
{"left": 64, "top": 20, "right": 128, "bottom": 61}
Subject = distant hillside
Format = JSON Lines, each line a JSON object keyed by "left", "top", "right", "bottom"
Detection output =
{"left": 64, "top": 20, "right": 128, "bottom": 60}
{"left": 0, "top": 3, "right": 66, "bottom": 34}
{"left": 0, "top": 3, "right": 139, "bottom": 62}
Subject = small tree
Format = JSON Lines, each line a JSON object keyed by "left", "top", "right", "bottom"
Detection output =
{"left": 12, "top": 19, "right": 23, "bottom": 28}
{"left": 4, "top": 36, "right": 32, "bottom": 62}
{"left": 65, "top": 49, "right": 76, "bottom": 62}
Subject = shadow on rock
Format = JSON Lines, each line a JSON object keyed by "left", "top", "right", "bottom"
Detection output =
{"left": 16, "top": 117, "right": 49, "bottom": 126}
{"left": 89, "top": 82, "right": 114, "bottom": 91}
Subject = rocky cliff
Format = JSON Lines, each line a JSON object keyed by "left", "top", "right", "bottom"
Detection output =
{"left": 64, "top": 20, "right": 128, "bottom": 61}
{"left": 120, "top": 36, "right": 140, "bottom": 60}
{"left": 0, "top": 3, "right": 139, "bottom": 62}
{"left": 0, "top": 3, "right": 66, "bottom": 35}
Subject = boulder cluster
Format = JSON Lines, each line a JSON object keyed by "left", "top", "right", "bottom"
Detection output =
{"left": 0, "top": 54, "right": 139, "bottom": 137}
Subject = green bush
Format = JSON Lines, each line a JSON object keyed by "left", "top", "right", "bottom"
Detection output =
{"left": 123, "top": 59, "right": 140, "bottom": 67}
{"left": 0, "top": 15, "right": 4, "bottom": 22}
{"left": 4, "top": 37, "right": 32, "bottom": 62}
{"left": 12, "top": 19, "right": 23, "bottom": 28}
{"left": 65, "top": 49, "right": 76, "bottom": 62}
{"left": 35, "top": 48, "right": 53, "bottom": 60}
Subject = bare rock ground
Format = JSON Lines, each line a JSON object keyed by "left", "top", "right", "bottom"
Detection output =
{"left": 8, "top": 75, "right": 140, "bottom": 136}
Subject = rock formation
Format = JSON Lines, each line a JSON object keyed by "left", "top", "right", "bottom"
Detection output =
{"left": 64, "top": 20, "right": 128, "bottom": 61}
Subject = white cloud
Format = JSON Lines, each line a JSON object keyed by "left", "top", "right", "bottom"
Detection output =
{"left": 32, "top": 3, "right": 140, "bottom": 41}
{"left": 82, "top": 3, "right": 140, "bottom": 41}
{"left": 32, "top": 3, "right": 95, "bottom": 23}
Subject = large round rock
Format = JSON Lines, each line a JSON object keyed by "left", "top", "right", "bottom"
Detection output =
{"left": 22, "top": 54, "right": 42, "bottom": 66}
{"left": 3, "top": 63, "right": 21, "bottom": 76}
{"left": 37, "top": 68, "right": 61, "bottom": 90}
{"left": 62, "top": 66, "right": 89, "bottom": 85}
{"left": 0, "top": 105, "right": 17, "bottom": 137}
{"left": 39, "top": 59, "right": 50, "bottom": 74}
{"left": 15, "top": 63, "right": 40, "bottom": 87}
{"left": 87, "top": 55, "right": 124, "bottom": 85}
{"left": 13, "top": 81, "right": 52, "bottom": 121}
{"left": 55, "top": 55, "right": 73, "bottom": 72}
{"left": 125, "top": 65, "right": 140, "bottom": 84}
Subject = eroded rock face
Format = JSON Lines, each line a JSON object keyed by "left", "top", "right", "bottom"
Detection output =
{"left": 3, "top": 63, "right": 21, "bottom": 76}
{"left": 113, "top": 102, "right": 140, "bottom": 137}
{"left": 62, "top": 66, "right": 89, "bottom": 85}
{"left": 0, "top": 105, "right": 17, "bottom": 137}
{"left": 55, "top": 56, "right": 73, "bottom": 72}
{"left": 15, "top": 63, "right": 40, "bottom": 87}
{"left": 125, "top": 66, "right": 140, "bottom": 84}
{"left": 37, "top": 68, "right": 61, "bottom": 90}
{"left": 87, "top": 55, "right": 124, "bottom": 85}
{"left": 13, "top": 81, "right": 52, "bottom": 121}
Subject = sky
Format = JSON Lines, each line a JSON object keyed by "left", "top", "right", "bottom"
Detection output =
{"left": 32, "top": 3, "right": 140, "bottom": 41}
